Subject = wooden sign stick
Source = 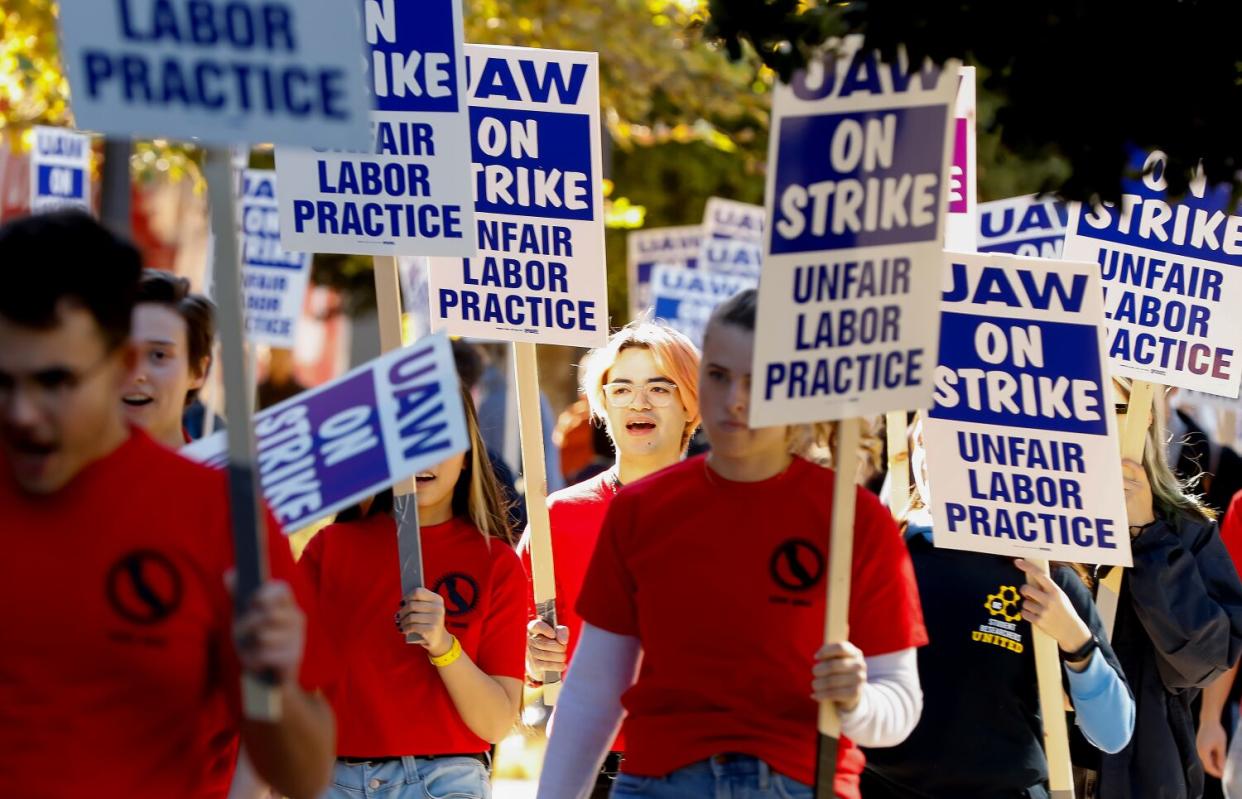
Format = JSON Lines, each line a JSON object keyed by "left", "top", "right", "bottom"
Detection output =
{"left": 885, "top": 411, "right": 910, "bottom": 516}
{"left": 816, "top": 417, "right": 861, "bottom": 799}
{"left": 203, "top": 147, "right": 279, "bottom": 721}
{"left": 513, "top": 341, "right": 561, "bottom": 704}
{"left": 373, "top": 255, "right": 425, "bottom": 645}
{"left": 1097, "top": 378, "right": 1156, "bottom": 639}
{"left": 1031, "top": 558, "right": 1076, "bottom": 799}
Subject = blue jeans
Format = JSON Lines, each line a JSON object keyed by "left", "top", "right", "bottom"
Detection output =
{"left": 326, "top": 756, "right": 490, "bottom": 799}
{"left": 611, "top": 756, "right": 812, "bottom": 799}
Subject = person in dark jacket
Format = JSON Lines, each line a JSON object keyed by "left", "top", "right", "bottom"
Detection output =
{"left": 863, "top": 419, "right": 1135, "bottom": 799}
{"left": 1076, "top": 378, "right": 1242, "bottom": 799}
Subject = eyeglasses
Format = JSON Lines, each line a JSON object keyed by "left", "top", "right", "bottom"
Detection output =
{"left": 0, "top": 348, "right": 118, "bottom": 413}
{"left": 602, "top": 381, "right": 679, "bottom": 408}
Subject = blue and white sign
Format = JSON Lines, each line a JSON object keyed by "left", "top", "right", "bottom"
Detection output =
{"left": 183, "top": 331, "right": 467, "bottom": 532}
{"left": 627, "top": 224, "right": 702, "bottom": 320}
{"left": 276, "top": 0, "right": 475, "bottom": 256}
{"left": 428, "top": 44, "right": 607, "bottom": 347}
{"left": 56, "top": 0, "right": 370, "bottom": 148}
{"left": 30, "top": 126, "right": 91, "bottom": 214}
{"left": 700, "top": 237, "right": 762, "bottom": 280}
{"left": 750, "top": 37, "right": 959, "bottom": 425}
{"left": 923, "top": 252, "right": 1131, "bottom": 566}
{"left": 651, "top": 264, "right": 757, "bottom": 347}
{"left": 702, "top": 196, "right": 764, "bottom": 244}
{"left": 1063, "top": 149, "right": 1242, "bottom": 397}
{"left": 241, "top": 169, "right": 311, "bottom": 347}
{"left": 978, "top": 195, "right": 1067, "bottom": 258}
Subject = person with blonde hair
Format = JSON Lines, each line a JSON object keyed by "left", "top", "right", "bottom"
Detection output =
{"left": 299, "top": 385, "right": 525, "bottom": 799}
{"left": 522, "top": 319, "right": 701, "bottom": 797}
{"left": 1074, "top": 378, "right": 1242, "bottom": 799}
{"left": 536, "top": 290, "right": 927, "bottom": 799}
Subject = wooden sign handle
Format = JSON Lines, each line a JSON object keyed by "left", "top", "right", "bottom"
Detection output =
{"left": 1098, "top": 379, "right": 1155, "bottom": 638}
{"left": 204, "top": 147, "right": 279, "bottom": 721}
{"left": 815, "top": 417, "right": 860, "bottom": 799}
{"left": 1030, "top": 558, "right": 1076, "bottom": 798}
{"left": 373, "top": 255, "right": 423, "bottom": 645}
{"left": 885, "top": 411, "right": 910, "bottom": 517}
{"left": 513, "top": 342, "right": 561, "bottom": 703}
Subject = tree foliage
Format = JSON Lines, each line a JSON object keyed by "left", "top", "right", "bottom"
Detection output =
{"left": 704, "top": 0, "right": 1242, "bottom": 202}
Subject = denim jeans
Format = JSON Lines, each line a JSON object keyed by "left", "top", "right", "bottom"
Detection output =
{"left": 326, "top": 755, "right": 489, "bottom": 799}
{"left": 610, "top": 756, "right": 812, "bottom": 799}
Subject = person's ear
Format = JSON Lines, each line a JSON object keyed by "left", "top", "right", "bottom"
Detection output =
{"left": 189, "top": 355, "right": 211, "bottom": 391}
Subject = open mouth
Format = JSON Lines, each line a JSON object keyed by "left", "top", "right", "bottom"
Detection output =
{"left": 122, "top": 394, "right": 154, "bottom": 407}
{"left": 415, "top": 471, "right": 436, "bottom": 484}
{"left": 625, "top": 420, "right": 657, "bottom": 434}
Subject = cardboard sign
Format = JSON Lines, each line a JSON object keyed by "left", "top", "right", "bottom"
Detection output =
{"left": 1063, "top": 149, "right": 1242, "bottom": 398}
{"left": 944, "top": 67, "right": 976, "bottom": 252}
{"left": 923, "top": 252, "right": 1131, "bottom": 566}
{"left": 650, "top": 264, "right": 757, "bottom": 346}
{"left": 240, "top": 170, "right": 311, "bottom": 347}
{"left": 30, "top": 126, "right": 91, "bottom": 214}
{"left": 57, "top": 0, "right": 370, "bottom": 148}
{"left": 750, "top": 38, "right": 959, "bottom": 425}
{"left": 275, "top": 0, "right": 475, "bottom": 256}
{"left": 183, "top": 332, "right": 467, "bottom": 532}
{"left": 700, "top": 237, "right": 762, "bottom": 280}
{"left": 428, "top": 44, "right": 607, "bottom": 347}
{"left": 626, "top": 224, "right": 702, "bottom": 320}
{"left": 702, "top": 196, "right": 764, "bottom": 244}
{"left": 978, "top": 195, "right": 1067, "bottom": 258}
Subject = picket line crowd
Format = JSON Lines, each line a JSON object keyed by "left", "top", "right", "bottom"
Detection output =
{"left": 5, "top": 209, "right": 1242, "bottom": 799}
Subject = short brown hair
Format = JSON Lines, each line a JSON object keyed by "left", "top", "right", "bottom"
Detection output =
{"left": 135, "top": 270, "right": 216, "bottom": 405}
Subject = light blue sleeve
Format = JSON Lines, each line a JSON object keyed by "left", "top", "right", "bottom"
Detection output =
{"left": 1067, "top": 650, "right": 1135, "bottom": 754}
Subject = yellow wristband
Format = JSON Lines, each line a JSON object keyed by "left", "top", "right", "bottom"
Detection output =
{"left": 429, "top": 636, "right": 462, "bottom": 668}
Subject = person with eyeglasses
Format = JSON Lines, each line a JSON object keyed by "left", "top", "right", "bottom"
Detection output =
{"left": 520, "top": 320, "right": 701, "bottom": 798}
{"left": 0, "top": 211, "right": 336, "bottom": 799}
{"left": 535, "top": 290, "right": 926, "bottom": 799}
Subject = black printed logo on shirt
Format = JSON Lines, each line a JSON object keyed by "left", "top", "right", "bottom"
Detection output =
{"left": 106, "top": 550, "right": 184, "bottom": 625}
{"left": 769, "top": 538, "right": 825, "bottom": 592}
{"left": 434, "top": 572, "right": 480, "bottom": 616}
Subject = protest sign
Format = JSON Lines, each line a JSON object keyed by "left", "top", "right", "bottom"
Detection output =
{"left": 923, "top": 252, "right": 1131, "bottom": 566}
{"left": 626, "top": 224, "right": 701, "bottom": 319}
{"left": 700, "top": 237, "right": 762, "bottom": 280}
{"left": 650, "top": 265, "right": 757, "bottom": 346}
{"left": 30, "top": 126, "right": 91, "bottom": 214}
{"left": 702, "top": 196, "right": 764, "bottom": 244}
{"left": 57, "top": 0, "right": 370, "bottom": 148}
{"left": 944, "top": 67, "right": 976, "bottom": 252}
{"left": 240, "top": 169, "right": 310, "bottom": 347}
{"left": 428, "top": 44, "right": 607, "bottom": 347}
{"left": 276, "top": 0, "right": 475, "bottom": 256}
{"left": 1063, "top": 149, "right": 1242, "bottom": 398}
{"left": 184, "top": 331, "right": 468, "bottom": 532}
{"left": 978, "top": 196, "right": 1067, "bottom": 257}
{"left": 750, "top": 38, "right": 959, "bottom": 426}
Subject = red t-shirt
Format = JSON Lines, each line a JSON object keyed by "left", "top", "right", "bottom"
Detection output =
{"left": 577, "top": 455, "right": 928, "bottom": 796}
{"left": 300, "top": 513, "right": 526, "bottom": 756}
{"left": 1221, "top": 491, "right": 1242, "bottom": 576}
{"left": 0, "top": 428, "right": 325, "bottom": 799}
{"left": 519, "top": 469, "right": 625, "bottom": 748}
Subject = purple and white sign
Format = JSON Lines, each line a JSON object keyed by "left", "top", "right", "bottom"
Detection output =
{"left": 651, "top": 264, "right": 757, "bottom": 346}
{"left": 30, "top": 126, "right": 91, "bottom": 214}
{"left": 183, "top": 332, "right": 467, "bottom": 532}
{"left": 978, "top": 195, "right": 1067, "bottom": 258}
{"left": 626, "top": 224, "right": 702, "bottom": 320}
{"left": 944, "top": 67, "right": 976, "bottom": 252}
{"left": 700, "top": 237, "right": 761, "bottom": 280}
{"left": 702, "top": 196, "right": 764, "bottom": 244}
{"left": 751, "top": 37, "right": 959, "bottom": 425}
{"left": 241, "top": 170, "right": 311, "bottom": 348}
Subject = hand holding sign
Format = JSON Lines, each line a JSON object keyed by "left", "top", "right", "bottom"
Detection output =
{"left": 396, "top": 587, "right": 452, "bottom": 656}
{"left": 1014, "top": 558, "right": 1092, "bottom": 661}
{"left": 811, "top": 641, "right": 866, "bottom": 710}
{"left": 526, "top": 619, "right": 570, "bottom": 677}
{"left": 231, "top": 578, "right": 307, "bottom": 689}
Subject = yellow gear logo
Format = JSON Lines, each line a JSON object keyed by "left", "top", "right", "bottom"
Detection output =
{"left": 985, "top": 586, "right": 1022, "bottom": 623}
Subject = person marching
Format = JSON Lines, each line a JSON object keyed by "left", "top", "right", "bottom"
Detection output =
{"left": 522, "top": 320, "right": 701, "bottom": 797}
{"left": 1075, "top": 378, "right": 1242, "bottom": 799}
{"left": 0, "top": 210, "right": 336, "bottom": 798}
{"left": 299, "top": 384, "right": 526, "bottom": 799}
{"left": 121, "top": 269, "right": 216, "bottom": 449}
{"left": 536, "top": 289, "right": 928, "bottom": 799}
{"left": 861, "top": 417, "right": 1135, "bottom": 799}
